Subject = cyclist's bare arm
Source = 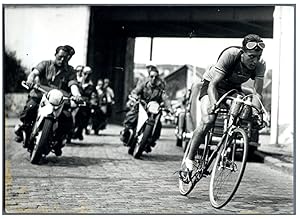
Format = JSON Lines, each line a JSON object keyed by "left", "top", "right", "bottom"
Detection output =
{"left": 241, "top": 86, "right": 253, "bottom": 95}
{"left": 252, "top": 77, "right": 264, "bottom": 110}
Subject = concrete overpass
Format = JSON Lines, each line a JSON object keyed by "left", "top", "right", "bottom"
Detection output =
{"left": 86, "top": 6, "right": 275, "bottom": 123}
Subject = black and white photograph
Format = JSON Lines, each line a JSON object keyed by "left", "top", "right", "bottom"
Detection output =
{"left": 2, "top": 2, "right": 296, "bottom": 215}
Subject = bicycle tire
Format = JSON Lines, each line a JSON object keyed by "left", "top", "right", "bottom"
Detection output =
{"left": 209, "top": 127, "right": 248, "bottom": 209}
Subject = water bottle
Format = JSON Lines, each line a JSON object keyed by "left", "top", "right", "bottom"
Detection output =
{"left": 230, "top": 94, "right": 243, "bottom": 117}
{"left": 240, "top": 97, "right": 252, "bottom": 120}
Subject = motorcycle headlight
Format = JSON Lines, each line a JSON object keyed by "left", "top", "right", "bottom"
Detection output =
{"left": 46, "top": 89, "right": 64, "bottom": 106}
{"left": 147, "top": 101, "right": 160, "bottom": 114}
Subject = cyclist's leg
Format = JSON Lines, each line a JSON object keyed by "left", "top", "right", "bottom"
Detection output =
{"left": 185, "top": 95, "right": 215, "bottom": 169}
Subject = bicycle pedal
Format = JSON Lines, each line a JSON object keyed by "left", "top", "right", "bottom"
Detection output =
{"left": 178, "top": 170, "right": 192, "bottom": 184}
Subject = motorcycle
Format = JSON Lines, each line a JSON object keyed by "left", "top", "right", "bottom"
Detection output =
{"left": 20, "top": 81, "right": 82, "bottom": 164}
{"left": 125, "top": 95, "right": 165, "bottom": 159}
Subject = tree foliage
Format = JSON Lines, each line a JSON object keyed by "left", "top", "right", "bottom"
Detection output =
{"left": 4, "top": 49, "right": 27, "bottom": 93}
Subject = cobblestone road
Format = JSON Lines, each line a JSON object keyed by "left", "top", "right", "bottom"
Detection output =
{"left": 4, "top": 121, "right": 294, "bottom": 214}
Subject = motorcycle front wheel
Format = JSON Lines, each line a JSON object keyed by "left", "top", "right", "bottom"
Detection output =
{"left": 30, "top": 118, "right": 53, "bottom": 164}
{"left": 133, "top": 124, "right": 153, "bottom": 159}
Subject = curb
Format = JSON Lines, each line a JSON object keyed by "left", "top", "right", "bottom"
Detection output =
{"left": 254, "top": 150, "right": 293, "bottom": 175}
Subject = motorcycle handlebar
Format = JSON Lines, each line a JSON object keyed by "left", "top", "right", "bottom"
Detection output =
{"left": 21, "top": 81, "right": 86, "bottom": 106}
{"left": 21, "top": 81, "right": 48, "bottom": 93}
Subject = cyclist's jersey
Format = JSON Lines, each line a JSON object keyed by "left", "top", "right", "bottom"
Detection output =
{"left": 203, "top": 47, "right": 266, "bottom": 91}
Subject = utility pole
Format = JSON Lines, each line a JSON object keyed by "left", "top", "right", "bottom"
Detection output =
{"left": 150, "top": 37, "right": 153, "bottom": 61}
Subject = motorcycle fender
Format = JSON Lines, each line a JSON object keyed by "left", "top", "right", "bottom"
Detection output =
{"left": 38, "top": 100, "right": 54, "bottom": 121}
{"left": 136, "top": 103, "right": 148, "bottom": 133}
{"left": 33, "top": 97, "right": 55, "bottom": 133}
{"left": 33, "top": 102, "right": 52, "bottom": 133}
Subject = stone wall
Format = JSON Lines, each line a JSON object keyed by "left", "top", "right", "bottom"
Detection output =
{"left": 5, "top": 93, "right": 28, "bottom": 118}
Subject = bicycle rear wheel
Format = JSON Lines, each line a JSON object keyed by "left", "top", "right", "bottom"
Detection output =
{"left": 209, "top": 127, "right": 248, "bottom": 209}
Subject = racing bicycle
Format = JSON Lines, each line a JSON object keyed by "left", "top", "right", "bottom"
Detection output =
{"left": 178, "top": 89, "right": 270, "bottom": 208}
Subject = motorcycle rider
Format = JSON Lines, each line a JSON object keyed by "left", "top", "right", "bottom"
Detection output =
{"left": 14, "top": 45, "right": 83, "bottom": 156}
{"left": 182, "top": 34, "right": 266, "bottom": 175}
{"left": 72, "top": 66, "right": 96, "bottom": 140}
{"left": 120, "top": 61, "right": 173, "bottom": 151}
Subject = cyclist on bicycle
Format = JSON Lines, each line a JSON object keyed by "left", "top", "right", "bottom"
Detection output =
{"left": 183, "top": 34, "right": 266, "bottom": 174}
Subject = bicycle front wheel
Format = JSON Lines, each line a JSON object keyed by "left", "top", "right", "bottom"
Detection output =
{"left": 209, "top": 127, "right": 248, "bottom": 209}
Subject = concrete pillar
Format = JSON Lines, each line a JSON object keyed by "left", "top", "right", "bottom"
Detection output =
{"left": 124, "top": 38, "right": 135, "bottom": 107}
{"left": 270, "top": 6, "right": 294, "bottom": 145}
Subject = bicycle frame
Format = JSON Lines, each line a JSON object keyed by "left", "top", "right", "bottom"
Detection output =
{"left": 190, "top": 89, "right": 267, "bottom": 182}
{"left": 191, "top": 120, "right": 236, "bottom": 182}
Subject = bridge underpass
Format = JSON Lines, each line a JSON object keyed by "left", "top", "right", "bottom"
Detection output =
{"left": 86, "top": 5, "right": 274, "bottom": 123}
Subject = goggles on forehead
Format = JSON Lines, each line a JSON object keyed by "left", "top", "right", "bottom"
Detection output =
{"left": 246, "top": 41, "right": 265, "bottom": 50}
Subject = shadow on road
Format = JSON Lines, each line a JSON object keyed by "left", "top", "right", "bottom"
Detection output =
{"left": 43, "top": 156, "right": 128, "bottom": 167}
{"left": 66, "top": 142, "right": 117, "bottom": 148}
{"left": 247, "top": 153, "right": 264, "bottom": 163}
{"left": 139, "top": 154, "right": 182, "bottom": 162}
